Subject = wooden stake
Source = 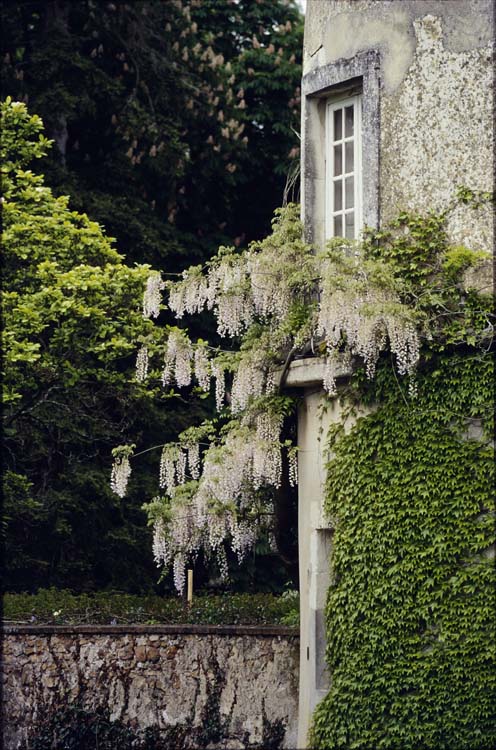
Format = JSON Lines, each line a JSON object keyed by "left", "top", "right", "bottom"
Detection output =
{"left": 187, "top": 569, "right": 193, "bottom": 606}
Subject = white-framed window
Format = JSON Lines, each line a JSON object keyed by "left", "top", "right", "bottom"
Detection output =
{"left": 325, "top": 95, "right": 362, "bottom": 240}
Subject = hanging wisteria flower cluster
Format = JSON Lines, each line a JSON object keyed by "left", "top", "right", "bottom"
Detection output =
{"left": 142, "top": 272, "right": 164, "bottom": 319}
{"left": 168, "top": 255, "right": 253, "bottom": 337}
{"left": 110, "top": 445, "right": 135, "bottom": 498}
{"left": 231, "top": 350, "right": 268, "bottom": 413}
{"left": 135, "top": 345, "right": 149, "bottom": 382}
{"left": 148, "top": 421, "right": 282, "bottom": 592}
{"left": 317, "top": 252, "right": 420, "bottom": 394}
{"left": 167, "top": 207, "right": 316, "bottom": 342}
{"left": 162, "top": 328, "right": 193, "bottom": 387}
{"left": 113, "top": 203, "right": 441, "bottom": 591}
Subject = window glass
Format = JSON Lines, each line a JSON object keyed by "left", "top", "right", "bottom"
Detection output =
{"left": 345, "top": 177, "right": 354, "bottom": 209}
{"left": 333, "top": 145, "right": 342, "bottom": 176}
{"left": 345, "top": 141, "right": 354, "bottom": 173}
{"left": 326, "top": 95, "right": 361, "bottom": 240}
{"left": 333, "top": 109, "right": 342, "bottom": 141}
{"left": 345, "top": 213, "right": 354, "bottom": 239}
{"left": 345, "top": 106, "right": 354, "bottom": 137}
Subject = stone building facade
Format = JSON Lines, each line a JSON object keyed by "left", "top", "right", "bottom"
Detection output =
{"left": 293, "top": 1, "right": 494, "bottom": 745}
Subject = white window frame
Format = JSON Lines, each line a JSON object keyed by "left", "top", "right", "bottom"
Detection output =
{"left": 325, "top": 94, "right": 363, "bottom": 240}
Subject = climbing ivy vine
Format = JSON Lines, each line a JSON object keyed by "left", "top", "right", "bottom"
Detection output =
{"left": 310, "top": 196, "right": 495, "bottom": 749}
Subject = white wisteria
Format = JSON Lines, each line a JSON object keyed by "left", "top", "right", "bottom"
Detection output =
{"left": 110, "top": 446, "right": 134, "bottom": 498}
{"left": 317, "top": 254, "right": 420, "bottom": 393}
{"left": 116, "top": 204, "right": 436, "bottom": 591}
{"left": 213, "top": 259, "right": 254, "bottom": 337}
{"left": 186, "top": 442, "right": 201, "bottom": 480}
{"left": 135, "top": 345, "right": 149, "bottom": 382}
{"left": 211, "top": 360, "right": 226, "bottom": 411}
{"left": 142, "top": 272, "right": 164, "bottom": 319}
{"left": 162, "top": 328, "right": 193, "bottom": 388}
{"left": 288, "top": 448, "right": 298, "bottom": 488}
{"left": 231, "top": 351, "right": 267, "bottom": 413}
{"left": 193, "top": 342, "right": 211, "bottom": 391}
{"left": 168, "top": 266, "right": 208, "bottom": 318}
{"left": 168, "top": 255, "right": 254, "bottom": 338}
{"left": 149, "top": 426, "right": 280, "bottom": 592}
{"left": 159, "top": 444, "right": 180, "bottom": 496}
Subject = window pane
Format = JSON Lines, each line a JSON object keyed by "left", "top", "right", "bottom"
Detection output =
{"left": 345, "top": 177, "right": 354, "bottom": 208}
{"left": 334, "top": 215, "right": 343, "bottom": 236}
{"left": 333, "top": 109, "right": 342, "bottom": 141}
{"left": 333, "top": 180, "right": 343, "bottom": 211}
{"left": 345, "top": 106, "right": 354, "bottom": 137}
{"left": 333, "top": 145, "right": 342, "bottom": 176}
{"left": 345, "top": 212, "right": 355, "bottom": 239}
{"left": 345, "top": 141, "right": 354, "bottom": 173}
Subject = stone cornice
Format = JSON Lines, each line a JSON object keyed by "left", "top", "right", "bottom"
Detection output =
{"left": 2, "top": 623, "right": 299, "bottom": 637}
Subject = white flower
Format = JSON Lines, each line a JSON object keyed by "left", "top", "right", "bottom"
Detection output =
{"left": 159, "top": 445, "right": 179, "bottom": 496}
{"left": 187, "top": 442, "right": 201, "bottom": 480}
{"left": 110, "top": 454, "right": 132, "bottom": 498}
{"left": 288, "top": 448, "right": 298, "bottom": 487}
{"left": 211, "top": 361, "right": 226, "bottom": 411}
{"left": 143, "top": 273, "right": 164, "bottom": 319}
{"left": 163, "top": 329, "right": 192, "bottom": 388}
{"left": 194, "top": 344, "right": 211, "bottom": 391}
{"left": 135, "top": 345, "right": 149, "bottom": 382}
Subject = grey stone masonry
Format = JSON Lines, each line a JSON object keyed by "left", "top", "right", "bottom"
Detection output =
{"left": 2, "top": 625, "right": 299, "bottom": 750}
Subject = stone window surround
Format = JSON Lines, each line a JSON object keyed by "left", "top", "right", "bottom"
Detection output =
{"left": 301, "top": 50, "right": 381, "bottom": 246}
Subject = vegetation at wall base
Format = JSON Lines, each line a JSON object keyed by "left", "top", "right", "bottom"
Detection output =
{"left": 20, "top": 702, "right": 287, "bottom": 750}
{"left": 3, "top": 589, "right": 300, "bottom": 627}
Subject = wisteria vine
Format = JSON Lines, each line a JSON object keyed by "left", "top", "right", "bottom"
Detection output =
{"left": 111, "top": 201, "right": 492, "bottom": 591}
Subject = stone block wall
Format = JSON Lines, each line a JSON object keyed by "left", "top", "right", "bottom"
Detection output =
{"left": 2, "top": 624, "right": 299, "bottom": 750}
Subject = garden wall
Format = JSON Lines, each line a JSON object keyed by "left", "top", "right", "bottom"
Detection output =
{"left": 2, "top": 624, "right": 299, "bottom": 750}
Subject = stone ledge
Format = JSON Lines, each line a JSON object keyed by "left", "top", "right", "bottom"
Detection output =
{"left": 3, "top": 623, "right": 299, "bottom": 637}
{"left": 278, "top": 355, "right": 352, "bottom": 388}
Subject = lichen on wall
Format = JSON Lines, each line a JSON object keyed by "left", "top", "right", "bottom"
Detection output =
{"left": 380, "top": 13, "right": 494, "bottom": 252}
{"left": 2, "top": 628, "right": 299, "bottom": 750}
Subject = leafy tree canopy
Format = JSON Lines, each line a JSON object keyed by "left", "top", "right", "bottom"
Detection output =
{"left": 1, "top": 0, "right": 304, "bottom": 595}
{"left": 1, "top": 98, "right": 189, "bottom": 592}
{"left": 1, "top": 0, "right": 303, "bottom": 267}
{"left": 1, "top": 96, "right": 297, "bottom": 594}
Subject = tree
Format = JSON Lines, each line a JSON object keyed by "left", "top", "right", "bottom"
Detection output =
{"left": 1, "top": 0, "right": 304, "bottom": 594}
{"left": 1, "top": 98, "right": 192, "bottom": 591}
{"left": 1, "top": 98, "right": 296, "bottom": 593}
{"left": 1, "top": 0, "right": 303, "bottom": 267}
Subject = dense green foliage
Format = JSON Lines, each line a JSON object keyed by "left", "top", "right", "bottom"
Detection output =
{"left": 1, "top": 0, "right": 303, "bottom": 594}
{"left": 1, "top": 98, "right": 199, "bottom": 592}
{"left": 4, "top": 588, "right": 299, "bottom": 626}
{"left": 311, "top": 205, "right": 495, "bottom": 749}
{"left": 1, "top": 0, "right": 303, "bottom": 265}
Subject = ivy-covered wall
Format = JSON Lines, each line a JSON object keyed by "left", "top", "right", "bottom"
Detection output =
{"left": 310, "top": 352, "right": 495, "bottom": 749}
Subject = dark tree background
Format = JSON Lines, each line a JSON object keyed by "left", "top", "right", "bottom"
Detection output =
{"left": 1, "top": 0, "right": 303, "bottom": 594}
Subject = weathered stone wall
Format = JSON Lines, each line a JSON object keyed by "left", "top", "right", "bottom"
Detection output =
{"left": 2, "top": 624, "right": 299, "bottom": 750}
